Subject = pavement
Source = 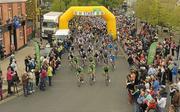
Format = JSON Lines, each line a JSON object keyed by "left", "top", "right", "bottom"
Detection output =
{"left": 0, "top": 38, "right": 46, "bottom": 99}
{"left": 0, "top": 48, "right": 133, "bottom": 112}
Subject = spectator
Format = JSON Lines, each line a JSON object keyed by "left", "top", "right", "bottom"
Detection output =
{"left": 40, "top": 67, "right": 47, "bottom": 91}
{"left": 152, "top": 76, "right": 160, "bottom": 92}
{"left": 7, "top": 67, "right": 13, "bottom": 95}
{"left": 34, "top": 67, "right": 40, "bottom": 87}
{"left": 12, "top": 71, "right": 20, "bottom": 94}
{"left": 28, "top": 70, "right": 35, "bottom": 93}
{"left": 171, "top": 63, "right": 178, "bottom": 84}
{"left": 127, "top": 54, "right": 134, "bottom": 69}
{"left": 148, "top": 65, "right": 157, "bottom": 76}
{"left": 47, "top": 65, "right": 53, "bottom": 86}
{"left": 171, "top": 88, "right": 180, "bottom": 112}
{"left": 157, "top": 92, "right": 167, "bottom": 112}
{"left": 0, "top": 71, "right": 3, "bottom": 100}
{"left": 22, "top": 71, "right": 29, "bottom": 97}
{"left": 24, "top": 56, "right": 29, "bottom": 72}
{"left": 177, "top": 77, "right": 180, "bottom": 92}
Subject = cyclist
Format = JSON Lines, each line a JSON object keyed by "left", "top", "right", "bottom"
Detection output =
{"left": 109, "top": 52, "right": 116, "bottom": 70}
{"left": 114, "top": 42, "right": 119, "bottom": 57}
{"left": 76, "top": 66, "right": 84, "bottom": 84}
{"left": 103, "top": 49, "right": 109, "bottom": 64}
{"left": 68, "top": 52, "right": 74, "bottom": 64}
{"left": 81, "top": 51, "right": 87, "bottom": 67}
{"left": 73, "top": 56, "right": 79, "bottom": 69}
{"left": 94, "top": 50, "right": 100, "bottom": 64}
{"left": 88, "top": 58, "right": 96, "bottom": 82}
{"left": 103, "top": 65, "right": 110, "bottom": 83}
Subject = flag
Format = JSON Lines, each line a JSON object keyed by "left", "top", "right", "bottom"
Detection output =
{"left": 34, "top": 42, "right": 41, "bottom": 70}
{"left": 147, "top": 42, "right": 157, "bottom": 65}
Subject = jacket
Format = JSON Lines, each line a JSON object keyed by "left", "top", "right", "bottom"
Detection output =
{"left": 172, "top": 92, "right": 180, "bottom": 107}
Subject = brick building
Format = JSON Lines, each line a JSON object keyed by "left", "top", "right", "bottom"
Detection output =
{"left": 0, "top": 0, "right": 32, "bottom": 56}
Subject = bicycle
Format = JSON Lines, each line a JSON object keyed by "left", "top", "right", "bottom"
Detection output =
{"left": 89, "top": 73, "right": 95, "bottom": 86}
{"left": 105, "top": 72, "right": 110, "bottom": 86}
{"left": 110, "top": 59, "right": 116, "bottom": 71}
{"left": 77, "top": 74, "right": 84, "bottom": 87}
{"left": 88, "top": 64, "right": 96, "bottom": 86}
{"left": 76, "top": 66, "right": 84, "bottom": 87}
{"left": 103, "top": 66, "right": 110, "bottom": 86}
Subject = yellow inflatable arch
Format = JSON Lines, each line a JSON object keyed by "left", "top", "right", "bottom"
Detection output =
{"left": 59, "top": 6, "right": 117, "bottom": 40}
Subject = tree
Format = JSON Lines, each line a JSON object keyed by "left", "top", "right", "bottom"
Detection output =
{"left": 68, "top": 0, "right": 79, "bottom": 6}
{"left": 50, "top": 0, "right": 124, "bottom": 11}
{"left": 170, "top": 6, "right": 180, "bottom": 27}
{"left": 51, "top": 0, "right": 66, "bottom": 11}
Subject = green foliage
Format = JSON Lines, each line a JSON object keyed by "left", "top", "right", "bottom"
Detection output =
{"left": 135, "top": 0, "right": 159, "bottom": 25}
{"left": 51, "top": 0, "right": 66, "bottom": 11}
{"left": 170, "top": 6, "right": 180, "bottom": 27}
{"left": 135, "top": 0, "right": 180, "bottom": 27}
{"left": 50, "top": 0, "right": 124, "bottom": 11}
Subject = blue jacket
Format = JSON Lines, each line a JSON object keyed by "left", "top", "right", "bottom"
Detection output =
{"left": 171, "top": 66, "right": 178, "bottom": 76}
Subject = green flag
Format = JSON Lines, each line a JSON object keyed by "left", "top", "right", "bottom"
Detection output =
{"left": 34, "top": 42, "right": 41, "bottom": 70}
{"left": 147, "top": 42, "right": 157, "bottom": 65}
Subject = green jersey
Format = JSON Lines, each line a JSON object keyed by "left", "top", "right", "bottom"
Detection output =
{"left": 76, "top": 66, "right": 83, "bottom": 75}
{"left": 104, "top": 66, "right": 109, "bottom": 73}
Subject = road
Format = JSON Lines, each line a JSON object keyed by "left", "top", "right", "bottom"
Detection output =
{"left": 0, "top": 54, "right": 133, "bottom": 112}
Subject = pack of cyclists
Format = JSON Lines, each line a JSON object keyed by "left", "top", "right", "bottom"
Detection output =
{"left": 66, "top": 16, "right": 119, "bottom": 86}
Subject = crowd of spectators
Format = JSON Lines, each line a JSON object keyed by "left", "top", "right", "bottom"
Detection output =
{"left": 118, "top": 14, "right": 180, "bottom": 112}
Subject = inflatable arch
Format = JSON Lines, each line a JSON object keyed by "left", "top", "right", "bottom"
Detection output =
{"left": 59, "top": 6, "right": 117, "bottom": 40}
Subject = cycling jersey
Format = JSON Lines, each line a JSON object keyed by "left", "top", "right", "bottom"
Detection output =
{"left": 104, "top": 66, "right": 109, "bottom": 73}
{"left": 74, "top": 57, "right": 78, "bottom": 64}
{"left": 110, "top": 55, "right": 116, "bottom": 62}
{"left": 94, "top": 53, "right": 98, "bottom": 58}
{"left": 82, "top": 52, "right": 87, "bottom": 59}
{"left": 89, "top": 64, "right": 95, "bottom": 73}
{"left": 77, "top": 67, "right": 83, "bottom": 74}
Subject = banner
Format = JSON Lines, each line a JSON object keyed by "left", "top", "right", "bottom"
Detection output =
{"left": 34, "top": 42, "right": 41, "bottom": 70}
{"left": 147, "top": 42, "right": 157, "bottom": 65}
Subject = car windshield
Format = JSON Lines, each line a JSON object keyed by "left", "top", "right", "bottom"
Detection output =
{"left": 43, "top": 22, "right": 56, "bottom": 28}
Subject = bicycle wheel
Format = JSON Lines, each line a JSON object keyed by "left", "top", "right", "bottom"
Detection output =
{"left": 89, "top": 77, "right": 93, "bottom": 86}
{"left": 77, "top": 81, "right": 81, "bottom": 87}
{"left": 105, "top": 78, "right": 109, "bottom": 86}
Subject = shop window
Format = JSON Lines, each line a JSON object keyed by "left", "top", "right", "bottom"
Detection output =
{"left": 8, "top": 4, "right": 13, "bottom": 19}
{"left": 17, "top": 3, "right": 22, "bottom": 16}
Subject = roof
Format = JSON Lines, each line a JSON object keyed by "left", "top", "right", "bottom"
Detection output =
{"left": 44, "top": 12, "right": 63, "bottom": 17}
{"left": 55, "top": 29, "right": 69, "bottom": 36}
{"left": 0, "top": 0, "right": 26, "bottom": 3}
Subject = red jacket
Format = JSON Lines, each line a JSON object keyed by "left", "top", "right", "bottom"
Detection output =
{"left": 41, "top": 69, "right": 47, "bottom": 79}
{"left": 7, "top": 70, "right": 12, "bottom": 81}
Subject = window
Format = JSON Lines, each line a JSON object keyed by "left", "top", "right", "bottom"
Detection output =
{"left": 17, "top": 3, "right": 22, "bottom": 16}
{"left": 0, "top": 5, "right": 2, "bottom": 21}
{"left": 42, "top": 22, "right": 56, "bottom": 28}
{"left": 8, "top": 4, "right": 13, "bottom": 19}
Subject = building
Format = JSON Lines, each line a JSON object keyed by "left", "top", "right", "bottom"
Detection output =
{"left": 0, "top": 0, "right": 32, "bottom": 56}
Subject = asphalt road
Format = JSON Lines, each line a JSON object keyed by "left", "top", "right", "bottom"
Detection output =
{"left": 0, "top": 54, "right": 133, "bottom": 112}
